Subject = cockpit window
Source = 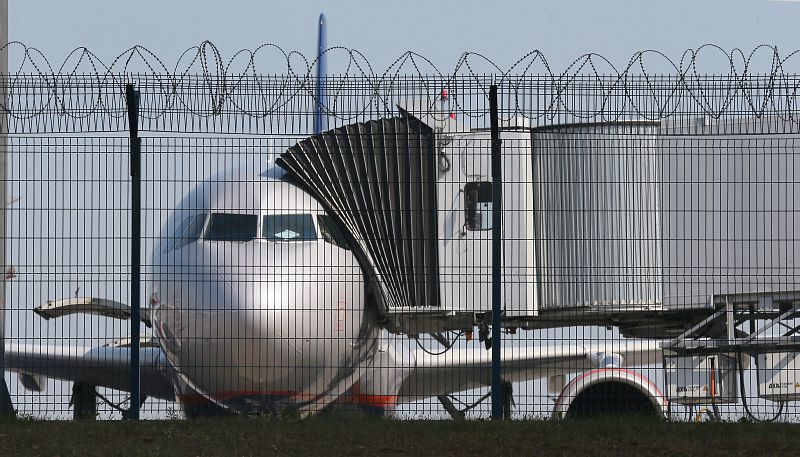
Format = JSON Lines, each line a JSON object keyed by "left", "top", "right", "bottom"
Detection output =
{"left": 263, "top": 214, "right": 317, "bottom": 241}
{"left": 175, "top": 213, "right": 207, "bottom": 249}
{"left": 163, "top": 213, "right": 207, "bottom": 252}
{"left": 204, "top": 213, "right": 258, "bottom": 242}
{"left": 318, "top": 215, "right": 350, "bottom": 250}
{"left": 163, "top": 215, "right": 193, "bottom": 252}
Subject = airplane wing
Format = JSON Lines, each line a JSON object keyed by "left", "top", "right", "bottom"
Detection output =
{"left": 4, "top": 343, "right": 175, "bottom": 401}
{"left": 398, "top": 341, "right": 662, "bottom": 403}
{"left": 4, "top": 340, "right": 660, "bottom": 409}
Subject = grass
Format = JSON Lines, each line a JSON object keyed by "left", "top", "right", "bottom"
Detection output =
{"left": 0, "top": 416, "right": 799, "bottom": 456}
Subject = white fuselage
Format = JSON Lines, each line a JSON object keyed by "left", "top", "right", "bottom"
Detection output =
{"left": 149, "top": 166, "right": 378, "bottom": 414}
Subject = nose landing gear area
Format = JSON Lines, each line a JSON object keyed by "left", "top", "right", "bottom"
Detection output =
{"left": 178, "top": 391, "right": 301, "bottom": 417}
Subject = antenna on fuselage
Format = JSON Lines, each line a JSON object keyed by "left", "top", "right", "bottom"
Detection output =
{"left": 314, "top": 13, "right": 327, "bottom": 134}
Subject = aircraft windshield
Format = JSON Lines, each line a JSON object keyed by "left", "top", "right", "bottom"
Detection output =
{"left": 263, "top": 214, "right": 317, "bottom": 241}
{"left": 175, "top": 213, "right": 207, "bottom": 249}
{"left": 204, "top": 213, "right": 258, "bottom": 242}
{"left": 163, "top": 215, "right": 193, "bottom": 252}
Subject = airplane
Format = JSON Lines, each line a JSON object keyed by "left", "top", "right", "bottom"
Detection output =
{"left": 0, "top": 15, "right": 676, "bottom": 420}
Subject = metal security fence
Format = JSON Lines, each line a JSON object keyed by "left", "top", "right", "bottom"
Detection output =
{"left": 2, "top": 43, "right": 800, "bottom": 422}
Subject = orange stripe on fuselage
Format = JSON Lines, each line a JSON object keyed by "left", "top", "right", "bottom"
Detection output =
{"left": 350, "top": 394, "right": 398, "bottom": 408}
{"left": 348, "top": 382, "right": 398, "bottom": 408}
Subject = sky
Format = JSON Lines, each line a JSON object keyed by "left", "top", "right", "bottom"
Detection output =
{"left": 8, "top": 0, "right": 800, "bottom": 75}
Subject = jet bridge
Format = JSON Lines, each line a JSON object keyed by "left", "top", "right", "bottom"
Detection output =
{"left": 278, "top": 113, "right": 670, "bottom": 334}
{"left": 278, "top": 110, "right": 800, "bottom": 338}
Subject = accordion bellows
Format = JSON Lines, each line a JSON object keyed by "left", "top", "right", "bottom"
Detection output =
{"left": 277, "top": 114, "right": 441, "bottom": 310}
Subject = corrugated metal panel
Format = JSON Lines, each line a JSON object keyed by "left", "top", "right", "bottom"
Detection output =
{"left": 532, "top": 122, "right": 663, "bottom": 310}
{"left": 277, "top": 115, "right": 440, "bottom": 311}
{"left": 659, "top": 117, "right": 800, "bottom": 308}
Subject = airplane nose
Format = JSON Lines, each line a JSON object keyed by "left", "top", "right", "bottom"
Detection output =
{"left": 155, "top": 266, "right": 302, "bottom": 398}
{"left": 152, "top": 242, "right": 368, "bottom": 413}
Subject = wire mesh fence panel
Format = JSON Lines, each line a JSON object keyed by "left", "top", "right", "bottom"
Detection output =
{"left": 5, "top": 134, "right": 141, "bottom": 419}
{"left": 2, "top": 48, "right": 800, "bottom": 421}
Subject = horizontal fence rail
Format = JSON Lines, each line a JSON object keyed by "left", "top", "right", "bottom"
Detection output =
{"left": 1, "top": 45, "right": 800, "bottom": 422}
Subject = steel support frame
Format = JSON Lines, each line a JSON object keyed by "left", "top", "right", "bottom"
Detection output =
{"left": 663, "top": 291, "right": 800, "bottom": 356}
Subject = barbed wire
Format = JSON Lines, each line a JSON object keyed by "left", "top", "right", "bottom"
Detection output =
{"left": 2, "top": 41, "right": 800, "bottom": 132}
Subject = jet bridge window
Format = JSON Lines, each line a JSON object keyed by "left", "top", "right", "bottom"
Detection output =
{"left": 263, "top": 214, "right": 318, "bottom": 241}
{"left": 464, "top": 181, "right": 493, "bottom": 231}
{"left": 204, "top": 213, "right": 258, "bottom": 242}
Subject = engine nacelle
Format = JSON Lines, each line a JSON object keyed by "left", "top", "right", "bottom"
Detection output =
{"left": 18, "top": 372, "right": 47, "bottom": 392}
{"left": 552, "top": 368, "right": 666, "bottom": 419}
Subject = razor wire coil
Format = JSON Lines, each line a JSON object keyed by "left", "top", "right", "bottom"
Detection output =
{"left": 2, "top": 42, "right": 800, "bottom": 134}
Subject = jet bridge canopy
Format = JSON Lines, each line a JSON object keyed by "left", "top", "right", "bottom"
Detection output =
{"left": 277, "top": 114, "right": 441, "bottom": 313}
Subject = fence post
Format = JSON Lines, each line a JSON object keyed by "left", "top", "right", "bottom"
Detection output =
{"left": 0, "top": 0, "right": 13, "bottom": 419}
{"left": 125, "top": 83, "right": 141, "bottom": 420}
{"left": 489, "top": 84, "right": 504, "bottom": 420}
